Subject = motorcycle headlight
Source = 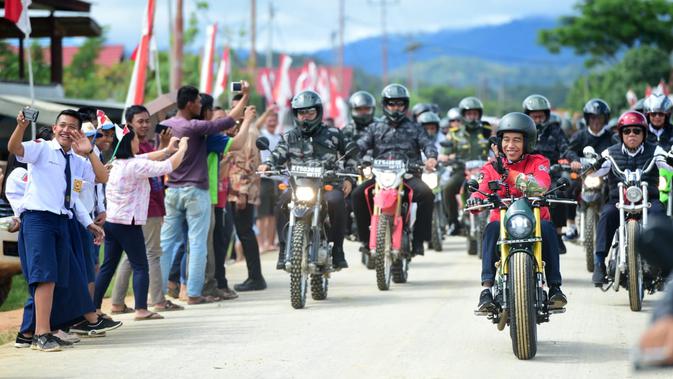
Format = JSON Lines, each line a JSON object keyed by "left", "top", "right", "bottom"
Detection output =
{"left": 625, "top": 186, "right": 643, "bottom": 203}
{"left": 295, "top": 186, "right": 315, "bottom": 202}
{"left": 422, "top": 172, "right": 439, "bottom": 189}
{"left": 584, "top": 176, "right": 601, "bottom": 189}
{"left": 659, "top": 176, "right": 668, "bottom": 191}
{"left": 377, "top": 171, "right": 398, "bottom": 188}
{"left": 506, "top": 214, "right": 534, "bottom": 239}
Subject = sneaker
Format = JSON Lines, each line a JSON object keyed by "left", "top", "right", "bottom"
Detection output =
{"left": 14, "top": 332, "right": 32, "bottom": 348}
{"left": 70, "top": 317, "right": 122, "bottom": 337}
{"left": 31, "top": 334, "right": 62, "bottom": 352}
{"left": 563, "top": 226, "right": 579, "bottom": 241}
{"left": 234, "top": 278, "right": 267, "bottom": 292}
{"left": 54, "top": 330, "right": 80, "bottom": 344}
{"left": 548, "top": 286, "right": 568, "bottom": 309}
{"left": 50, "top": 335, "right": 74, "bottom": 349}
{"left": 592, "top": 261, "right": 608, "bottom": 287}
{"left": 477, "top": 288, "right": 497, "bottom": 312}
{"left": 557, "top": 234, "right": 567, "bottom": 255}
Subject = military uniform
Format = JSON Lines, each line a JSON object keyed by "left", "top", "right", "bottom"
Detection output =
{"left": 534, "top": 121, "right": 571, "bottom": 233}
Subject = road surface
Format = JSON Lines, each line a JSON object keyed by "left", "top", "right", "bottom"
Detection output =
{"left": 0, "top": 237, "right": 669, "bottom": 378}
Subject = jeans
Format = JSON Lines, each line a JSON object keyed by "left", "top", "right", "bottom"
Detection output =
{"left": 95, "top": 223, "right": 149, "bottom": 310}
{"left": 160, "top": 187, "right": 211, "bottom": 298}
{"left": 111, "top": 217, "right": 166, "bottom": 306}
{"left": 481, "top": 220, "right": 562, "bottom": 286}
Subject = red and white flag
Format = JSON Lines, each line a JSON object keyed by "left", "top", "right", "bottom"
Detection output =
{"left": 124, "top": 0, "right": 156, "bottom": 111}
{"left": 4, "top": 0, "right": 31, "bottom": 36}
{"left": 272, "top": 54, "right": 293, "bottom": 107}
{"left": 213, "top": 46, "right": 230, "bottom": 99}
{"left": 199, "top": 23, "right": 218, "bottom": 94}
{"left": 96, "top": 109, "right": 114, "bottom": 128}
{"left": 115, "top": 123, "right": 131, "bottom": 141}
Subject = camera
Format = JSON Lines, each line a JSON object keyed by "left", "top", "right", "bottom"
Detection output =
{"left": 230, "top": 81, "right": 242, "bottom": 92}
{"left": 155, "top": 123, "right": 170, "bottom": 134}
{"left": 22, "top": 106, "right": 39, "bottom": 123}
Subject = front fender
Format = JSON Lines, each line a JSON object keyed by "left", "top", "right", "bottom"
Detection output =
{"left": 374, "top": 188, "right": 399, "bottom": 214}
{"left": 292, "top": 205, "right": 312, "bottom": 219}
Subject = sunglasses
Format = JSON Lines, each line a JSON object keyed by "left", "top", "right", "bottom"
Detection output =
{"left": 297, "top": 108, "right": 317, "bottom": 116}
{"left": 386, "top": 100, "right": 406, "bottom": 107}
{"left": 650, "top": 112, "right": 667, "bottom": 118}
{"left": 622, "top": 127, "right": 643, "bottom": 136}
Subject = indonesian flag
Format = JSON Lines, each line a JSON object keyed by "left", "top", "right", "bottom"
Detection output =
{"left": 294, "top": 60, "right": 318, "bottom": 94}
{"left": 272, "top": 54, "right": 293, "bottom": 107}
{"left": 199, "top": 23, "right": 218, "bottom": 94}
{"left": 4, "top": 0, "right": 31, "bottom": 36}
{"left": 114, "top": 123, "right": 130, "bottom": 141}
{"left": 259, "top": 70, "right": 274, "bottom": 105}
{"left": 213, "top": 46, "right": 230, "bottom": 99}
{"left": 124, "top": 0, "right": 156, "bottom": 110}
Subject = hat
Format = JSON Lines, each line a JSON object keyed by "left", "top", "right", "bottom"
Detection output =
{"left": 96, "top": 109, "right": 115, "bottom": 130}
{"left": 82, "top": 122, "right": 103, "bottom": 138}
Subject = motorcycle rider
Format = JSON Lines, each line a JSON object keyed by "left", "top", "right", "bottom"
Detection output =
{"left": 522, "top": 94, "right": 570, "bottom": 254}
{"left": 258, "top": 90, "right": 355, "bottom": 270}
{"left": 590, "top": 111, "right": 672, "bottom": 285}
{"left": 467, "top": 112, "right": 567, "bottom": 312}
{"left": 343, "top": 90, "right": 377, "bottom": 146}
{"left": 411, "top": 103, "right": 437, "bottom": 123}
{"left": 352, "top": 83, "right": 437, "bottom": 256}
{"left": 439, "top": 97, "right": 492, "bottom": 234}
{"left": 418, "top": 111, "right": 443, "bottom": 152}
{"left": 562, "top": 99, "right": 617, "bottom": 240}
{"left": 644, "top": 92, "right": 673, "bottom": 150}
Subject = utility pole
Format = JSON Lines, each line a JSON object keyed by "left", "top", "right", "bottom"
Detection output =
{"left": 170, "top": 0, "right": 183, "bottom": 91}
{"left": 404, "top": 40, "right": 421, "bottom": 93}
{"left": 249, "top": 0, "right": 257, "bottom": 69}
{"left": 338, "top": 0, "right": 345, "bottom": 93}
{"left": 266, "top": 1, "right": 274, "bottom": 68}
{"left": 369, "top": 0, "right": 398, "bottom": 83}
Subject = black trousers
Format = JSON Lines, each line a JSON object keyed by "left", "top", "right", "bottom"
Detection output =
{"left": 443, "top": 169, "right": 464, "bottom": 225}
{"left": 229, "top": 202, "right": 264, "bottom": 281}
{"left": 275, "top": 189, "right": 347, "bottom": 251}
{"left": 213, "top": 206, "right": 233, "bottom": 289}
{"left": 352, "top": 177, "right": 434, "bottom": 245}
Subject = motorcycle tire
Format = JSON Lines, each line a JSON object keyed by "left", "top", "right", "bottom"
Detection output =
{"left": 627, "top": 220, "right": 644, "bottom": 312}
{"left": 310, "top": 274, "right": 328, "bottom": 301}
{"left": 584, "top": 209, "right": 596, "bottom": 273}
{"left": 508, "top": 252, "right": 538, "bottom": 360}
{"left": 290, "top": 220, "right": 309, "bottom": 309}
{"left": 467, "top": 237, "right": 478, "bottom": 255}
{"left": 375, "top": 214, "right": 393, "bottom": 291}
{"left": 392, "top": 258, "right": 409, "bottom": 284}
{"left": 431, "top": 213, "right": 443, "bottom": 252}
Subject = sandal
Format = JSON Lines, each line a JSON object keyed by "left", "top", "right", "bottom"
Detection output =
{"left": 134, "top": 312, "right": 164, "bottom": 321}
{"left": 152, "top": 300, "right": 184, "bottom": 312}
{"left": 111, "top": 305, "right": 135, "bottom": 315}
{"left": 187, "top": 296, "right": 216, "bottom": 305}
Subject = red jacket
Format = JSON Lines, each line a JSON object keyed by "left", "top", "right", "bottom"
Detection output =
{"left": 471, "top": 154, "right": 551, "bottom": 222}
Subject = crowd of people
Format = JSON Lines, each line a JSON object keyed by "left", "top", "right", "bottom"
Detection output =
{"left": 5, "top": 77, "right": 673, "bottom": 362}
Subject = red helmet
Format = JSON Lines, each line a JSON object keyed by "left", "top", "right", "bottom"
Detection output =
{"left": 616, "top": 111, "right": 648, "bottom": 135}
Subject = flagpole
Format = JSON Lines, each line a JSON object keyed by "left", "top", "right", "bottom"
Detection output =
{"left": 24, "top": 36, "right": 35, "bottom": 140}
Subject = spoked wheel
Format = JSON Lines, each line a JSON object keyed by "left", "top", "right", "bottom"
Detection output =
{"left": 290, "top": 221, "right": 309, "bottom": 309}
{"left": 375, "top": 214, "right": 393, "bottom": 291}
{"left": 310, "top": 274, "right": 328, "bottom": 300}
{"left": 508, "top": 252, "right": 538, "bottom": 360}
{"left": 627, "top": 220, "right": 644, "bottom": 312}
{"left": 392, "top": 258, "right": 409, "bottom": 283}
{"left": 584, "top": 208, "right": 596, "bottom": 273}
{"left": 431, "top": 207, "right": 443, "bottom": 252}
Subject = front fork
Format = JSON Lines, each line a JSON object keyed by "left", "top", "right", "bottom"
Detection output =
{"left": 613, "top": 182, "right": 649, "bottom": 291}
{"left": 285, "top": 190, "right": 324, "bottom": 268}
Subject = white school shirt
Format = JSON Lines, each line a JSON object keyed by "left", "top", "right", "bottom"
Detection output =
{"left": 17, "top": 139, "right": 95, "bottom": 218}
{"left": 77, "top": 145, "right": 104, "bottom": 216}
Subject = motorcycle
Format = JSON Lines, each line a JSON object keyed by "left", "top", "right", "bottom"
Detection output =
{"left": 422, "top": 161, "right": 451, "bottom": 252}
{"left": 367, "top": 158, "right": 422, "bottom": 291}
{"left": 576, "top": 150, "right": 606, "bottom": 273}
{"left": 256, "top": 137, "right": 357, "bottom": 309}
{"left": 468, "top": 177, "right": 574, "bottom": 360}
{"left": 460, "top": 160, "right": 488, "bottom": 258}
{"left": 585, "top": 147, "right": 667, "bottom": 312}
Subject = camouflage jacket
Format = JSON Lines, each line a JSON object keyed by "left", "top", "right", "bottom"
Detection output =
{"left": 357, "top": 116, "right": 438, "bottom": 165}
{"left": 441, "top": 122, "right": 491, "bottom": 161}
{"left": 265, "top": 123, "right": 356, "bottom": 181}
{"left": 534, "top": 121, "right": 569, "bottom": 165}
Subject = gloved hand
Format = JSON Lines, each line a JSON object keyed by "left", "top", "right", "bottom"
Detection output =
{"left": 466, "top": 197, "right": 483, "bottom": 208}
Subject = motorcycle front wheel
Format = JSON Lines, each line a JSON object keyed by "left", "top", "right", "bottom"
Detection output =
{"left": 290, "top": 220, "right": 309, "bottom": 309}
{"left": 583, "top": 208, "right": 596, "bottom": 273}
{"left": 375, "top": 214, "right": 393, "bottom": 291}
{"left": 627, "top": 220, "right": 644, "bottom": 312}
{"left": 508, "top": 252, "right": 538, "bottom": 360}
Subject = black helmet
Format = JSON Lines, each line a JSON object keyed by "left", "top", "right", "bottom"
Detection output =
{"left": 496, "top": 112, "right": 537, "bottom": 154}
{"left": 348, "top": 90, "right": 376, "bottom": 126}
{"left": 291, "top": 90, "right": 323, "bottom": 134}
{"left": 582, "top": 98, "right": 611, "bottom": 126}
{"left": 458, "top": 96, "right": 483, "bottom": 120}
{"left": 522, "top": 94, "right": 551, "bottom": 123}
{"left": 381, "top": 83, "right": 410, "bottom": 123}
{"left": 411, "top": 103, "right": 433, "bottom": 122}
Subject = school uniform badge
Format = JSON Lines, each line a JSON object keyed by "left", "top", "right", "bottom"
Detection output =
{"left": 73, "top": 179, "right": 83, "bottom": 193}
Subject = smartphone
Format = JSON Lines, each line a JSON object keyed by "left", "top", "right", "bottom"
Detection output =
{"left": 230, "top": 81, "right": 242, "bottom": 92}
{"left": 22, "top": 106, "right": 39, "bottom": 123}
{"left": 155, "top": 123, "right": 170, "bottom": 134}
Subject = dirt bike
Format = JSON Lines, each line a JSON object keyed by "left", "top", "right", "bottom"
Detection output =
{"left": 586, "top": 147, "right": 667, "bottom": 312}
{"left": 256, "top": 137, "right": 356, "bottom": 309}
{"left": 422, "top": 161, "right": 450, "bottom": 252}
{"left": 459, "top": 160, "right": 488, "bottom": 258}
{"left": 367, "top": 158, "right": 422, "bottom": 291}
{"left": 574, "top": 148, "right": 606, "bottom": 273}
{"left": 468, "top": 178, "right": 574, "bottom": 360}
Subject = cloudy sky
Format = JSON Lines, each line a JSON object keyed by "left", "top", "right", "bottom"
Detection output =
{"left": 21, "top": 0, "right": 578, "bottom": 53}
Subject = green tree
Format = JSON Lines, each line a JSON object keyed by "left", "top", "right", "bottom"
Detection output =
{"left": 63, "top": 35, "right": 103, "bottom": 98}
{"left": 539, "top": 0, "right": 673, "bottom": 67}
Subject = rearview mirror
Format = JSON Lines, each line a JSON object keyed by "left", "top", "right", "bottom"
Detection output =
{"left": 467, "top": 179, "right": 480, "bottom": 192}
{"left": 255, "top": 136, "right": 270, "bottom": 151}
{"left": 556, "top": 177, "right": 570, "bottom": 188}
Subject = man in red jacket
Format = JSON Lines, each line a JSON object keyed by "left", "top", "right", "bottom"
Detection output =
{"left": 466, "top": 112, "right": 567, "bottom": 312}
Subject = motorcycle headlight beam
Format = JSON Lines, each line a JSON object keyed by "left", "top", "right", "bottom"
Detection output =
{"left": 505, "top": 214, "right": 534, "bottom": 239}
{"left": 625, "top": 186, "right": 643, "bottom": 203}
{"left": 584, "top": 176, "right": 601, "bottom": 189}
{"left": 295, "top": 186, "right": 316, "bottom": 202}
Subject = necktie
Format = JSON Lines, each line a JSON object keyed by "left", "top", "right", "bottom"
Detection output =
{"left": 61, "top": 149, "right": 71, "bottom": 210}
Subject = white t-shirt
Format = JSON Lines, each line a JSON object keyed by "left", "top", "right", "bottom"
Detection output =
{"left": 260, "top": 128, "right": 281, "bottom": 162}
